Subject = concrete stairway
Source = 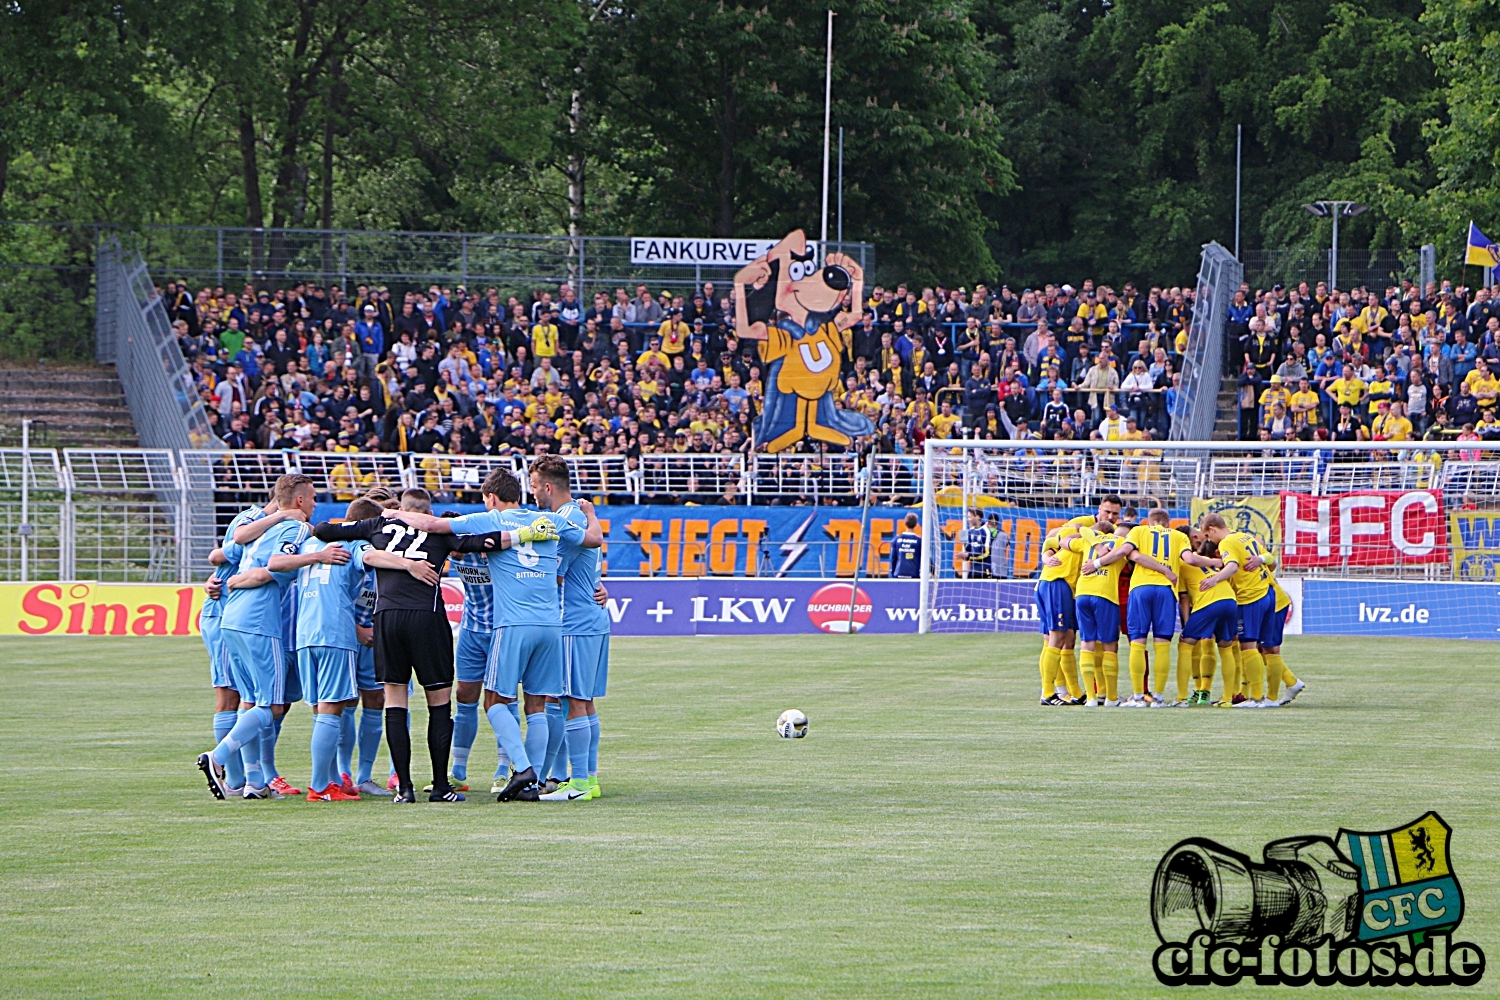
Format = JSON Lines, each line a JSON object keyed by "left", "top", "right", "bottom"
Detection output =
{"left": 1212, "top": 382, "right": 1240, "bottom": 440}
{"left": 0, "top": 364, "right": 138, "bottom": 449}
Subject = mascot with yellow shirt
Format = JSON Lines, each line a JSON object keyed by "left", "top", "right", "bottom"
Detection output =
{"left": 733, "top": 229, "right": 874, "bottom": 452}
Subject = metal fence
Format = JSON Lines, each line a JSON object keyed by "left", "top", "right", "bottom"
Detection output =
{"left": 95, "top": 238, "right": 221, "bottom": 452}
{"left": 1238, "top": 248, "right": 1423, "bottom": 294}
{"left": 5, "top": 219, "right": 874, "bottom": 303}
{"left": 3, "top": 443, "right": 1500, "bottom": 583}
{"left": 1171, "top": 241, "right": 1241, "bottom": 442}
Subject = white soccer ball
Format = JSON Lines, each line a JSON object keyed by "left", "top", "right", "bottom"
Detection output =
{"left": 776, "top": 708, "right": 809, "bottom": 739}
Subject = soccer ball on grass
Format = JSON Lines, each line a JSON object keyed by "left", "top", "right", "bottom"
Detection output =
{"left": 776, "top": 709, "right": 809, "bottom": 739}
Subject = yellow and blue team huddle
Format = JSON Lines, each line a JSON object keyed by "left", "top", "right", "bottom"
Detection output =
{"left": 1034, "top": 496, "right": 1305, "bottom": 708}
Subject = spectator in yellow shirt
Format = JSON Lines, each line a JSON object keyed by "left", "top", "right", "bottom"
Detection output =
{"left": 637, "top": 335, "right": 670, "bottom": 371}
{"left": 1371, "top": 400, "right": 1413, "bottom": 441}
{"left": 1465, "top": 359, "right": 1500, "bottom": 409}
{"left": 1329, "top": 365, "right": 1367, "bottom": 410}
{"left": 531, "top": 314, "right": 560, "bottom": 357}
{"left": 1258, "top": 374, "right": 1290, "bottom": 415}
{"left": 930, "top": 400, "right": 962, "bottom": 439}
{"left": 1288, "top": 376, "right": 1318, "bottom": 428}
{"left": 657, "top": 311, "right": 690, "bottom": 355}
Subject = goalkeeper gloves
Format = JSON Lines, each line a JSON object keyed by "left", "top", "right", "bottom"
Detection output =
{"left": 515, "top": 516, "right": 559, "bottom": 544}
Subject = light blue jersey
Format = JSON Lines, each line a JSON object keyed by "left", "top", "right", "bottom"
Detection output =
{"left": 199, "top": 539, "right": 244, "bottom": 622}
{"left": 354, "top": 567, "right": 376, "bottom": 628}
{"left": 222, "top": 519, "right": 310, "bottom": 637}
{"left": 294, "top": 538, "right": 368, "bottom": 651}
{"left": 449, "top": 550, "right": 495, "bottom": 633}
{"left": 557, "top": 500, "right": 607, "bottom": 636}
{"left": 451, "top": 507, "right": 578, "bottom": 627}
{"left": 224, "top": 505, "right": 266, "bottom": 545}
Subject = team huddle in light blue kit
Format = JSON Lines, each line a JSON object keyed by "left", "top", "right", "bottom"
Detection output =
{"left": 196, "top": 455, "right": 610, "bottom": 804}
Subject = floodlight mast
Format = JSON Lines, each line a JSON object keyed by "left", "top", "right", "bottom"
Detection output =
{"left": 1301, "top": 200, "right": 1368, "bottom": 290}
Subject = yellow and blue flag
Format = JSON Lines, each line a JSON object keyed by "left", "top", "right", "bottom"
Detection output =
{"left": 1466, "top": 222, "right": 1499, "bottom": 268}
{"left": 1337, "top": 812, "right": 1464, "bottom": 943}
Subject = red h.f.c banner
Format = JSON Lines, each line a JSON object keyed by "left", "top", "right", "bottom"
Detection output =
{"left": 1280, "top": 490, "right": 1448, "bottom": 568}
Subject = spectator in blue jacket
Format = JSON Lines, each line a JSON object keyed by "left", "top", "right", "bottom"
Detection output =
{"left": 354, "top": 304, "right": 384, "bottom": 382}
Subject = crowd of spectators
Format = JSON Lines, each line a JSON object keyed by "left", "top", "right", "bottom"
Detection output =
{"left": 1231, "top": 278, "right": 1500, "bottom": 450}
{"left": 163, "top": 274, "right": 1198, "bottom": 466}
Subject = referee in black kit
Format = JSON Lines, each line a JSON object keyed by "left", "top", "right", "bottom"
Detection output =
{"left": 314, "top": 486, "right": 501, "bottom": 803}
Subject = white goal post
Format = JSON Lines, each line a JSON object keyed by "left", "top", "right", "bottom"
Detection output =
{"left": 917, "top": 437, "right": 1500, "bottom": 634}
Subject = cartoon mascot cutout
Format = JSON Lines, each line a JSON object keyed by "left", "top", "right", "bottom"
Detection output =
{"left": 733, "top": 230, "right": 875, "bottom": 452}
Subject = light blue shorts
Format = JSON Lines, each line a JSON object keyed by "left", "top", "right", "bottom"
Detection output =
{"left": 1183, "top": 598, "right": 1238, "bottom": 643}
{"left": 201, "top": 615, "right": 235, "bottom": 690}
{"left": 1035, "top": 579, "right": 1077, "bottom": 634}
{"left": 356, "top": 644, "right": 379, "bottom": 691}
{"left": 1127, "top": 585, "right": 1178, "bottom": 641}
{"left": 564, "top": 633, "right": 610, "bottom": 700}
{"left": 1236, "top": 590, "right": 1277, "bottom": 644}
{"left": 221, "top": 628, "right": 287, "bottom": 707}
{"left": 455, "top": 627, "right": 494, "bottom": 685}
{"left": 298, "top": 646, "right": 358, "bottom": 705}
{"left": 1075, "top": 595, "right": 1120, "bottom": 645}
{"left": 485, "top": 625, "right": 564, "bottom": 698}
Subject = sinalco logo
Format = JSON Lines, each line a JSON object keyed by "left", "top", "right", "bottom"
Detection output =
{"left": 1151, "top": 812, "right": 1484, "bottom": 987}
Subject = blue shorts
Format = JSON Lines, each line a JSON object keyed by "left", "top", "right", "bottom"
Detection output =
{"left": 1075, "top": 595, "right": 1120, "bottom": 645}
{"left": 1035, "top": 579, "right": 1077, "bottom": 634}
{"left": 356, "top": 644, "right": 379, "bottom": 691}
{"left": 1127, "top": 585, "right": 1178, "bottom": 641}
{"left": 455, "top": 627, "right": 494, "bottom": 685}
{"left": 1183, "top": 598, "right": 1238, "bottom": 643}
{"left": 1236, "top": 590, "right": 1277, "bottom": 644}
{"left": 221, "top": 628, "right": 288, "bottom": 707}
{"left": 485, "top": 625, "right": 564, "bottom": 698}
{"left": 1263, "top": 602, "right": 1289, "bottom": 648}
{"left": 201, "top": 615, "right": 235, "bottom": 690}
{"left": 297, "top": 646, "right": 358, "bottom": 705}
{"left": 564, "top": 633, "right": 610, "bottom": 699}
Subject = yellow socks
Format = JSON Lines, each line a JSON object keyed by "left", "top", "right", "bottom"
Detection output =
{"left": 1154, "top": 640, "right": 1173, "bottom": 698}
{"left": 1128, "top": 641, "right": 1149, "bottom": 696}
{"left": 1176, "top": 644, "right": 1192, "bottom": 703}
{"left": 1269, "top": 653, "right": 1296, "bottom": 687}
{"left": 1038, "top": 644, "right": 1062, "bottom": 701}
{"left": 1240, "top": 647, "right": 1267, "bottom": 701}
{"left": 1198, "top": 642, "right": 1218, "bottom": 691}
{"left": 1079, "top": 648, "right": 1098, "bottom": 701}
{"left": 1265, "top": 651, "right": 1281, "bottom": 701}
{"left": 1102, "top": 651, "right": 1120, "bottom": 701}
{"left": 1219, "top": 644, "right": 1240, "bottom": 704}
{"left": 1058, "top": 649, "right": 1083, "bottom": 700}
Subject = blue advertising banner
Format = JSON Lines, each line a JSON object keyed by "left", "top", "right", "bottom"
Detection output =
{"left": 1300, "top": 578, "right": 1500, "bottom": 641}
{"left": 311, "top": 501, "right": 1145, "bottom": 579}
{"left": 588, "top": 579, "right": 1043, "bottom": 636}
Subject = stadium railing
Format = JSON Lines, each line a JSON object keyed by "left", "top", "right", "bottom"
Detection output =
{"left": 6, "top": 443, "right": 1500, "bottom": 585}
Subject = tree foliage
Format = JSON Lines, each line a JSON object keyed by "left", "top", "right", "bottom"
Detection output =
{"left": 2, "top": 0, "right": 1498, "bottom": 293}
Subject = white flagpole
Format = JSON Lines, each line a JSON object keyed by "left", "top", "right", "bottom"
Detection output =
{"left": 820, "top": 10, "right": 835, "bottom": 247}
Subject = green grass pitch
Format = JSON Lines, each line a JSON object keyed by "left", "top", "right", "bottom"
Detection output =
{"left": 1, "top": 634, "right": 1495, "bottom": 999}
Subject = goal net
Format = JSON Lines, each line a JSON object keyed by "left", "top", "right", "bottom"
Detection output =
{"left": 917, "top": 438, "right": 1500, "bottom": 640}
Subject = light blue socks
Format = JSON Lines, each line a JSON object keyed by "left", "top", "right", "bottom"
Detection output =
{"left": 356, "top": 707, "right": 383, "bottom": 784}
{"left": 336, "top": 706, "right": 356, "bottom": 781}
{"left": 564, "top": 716, "right": 590, "bottom": 785}
{"left": 543, "top": 699, "right": 568, "bottom": 779}
{"left": 310, "top": 713, "right": 341, "bottom": 793}
{"left": 524, "top": 711, "right": 549, "bottom": 776}
{"left": 451, "top": 700, "right": 479, "bottom": 780}
{"left": 588, "top": 713, "right": 601, "bottom": 776}
{"left": 214, "top": 705, "right": 271, "bottom": 789}
{"left": 488, "top": 702, "right": 530, "bottom": 775}
{"left": 213, "top": 711, "right": 245, "bottom": 788}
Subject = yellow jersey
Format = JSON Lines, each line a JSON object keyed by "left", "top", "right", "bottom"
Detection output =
{"left": 1040, "top": 535, "right": 1083, "bottom": 587}
{"left": 1218, "top": 531, "right": 1273, "bottom": 604}
{"left": 1126, "top": 523, "right": 1187, "bottom": 591}
{"left": 1069, "top": 528, "right": 1125, "bottom": 602}
{"left": 1179, "top": 557, "right": 1235, "bottom": 613}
